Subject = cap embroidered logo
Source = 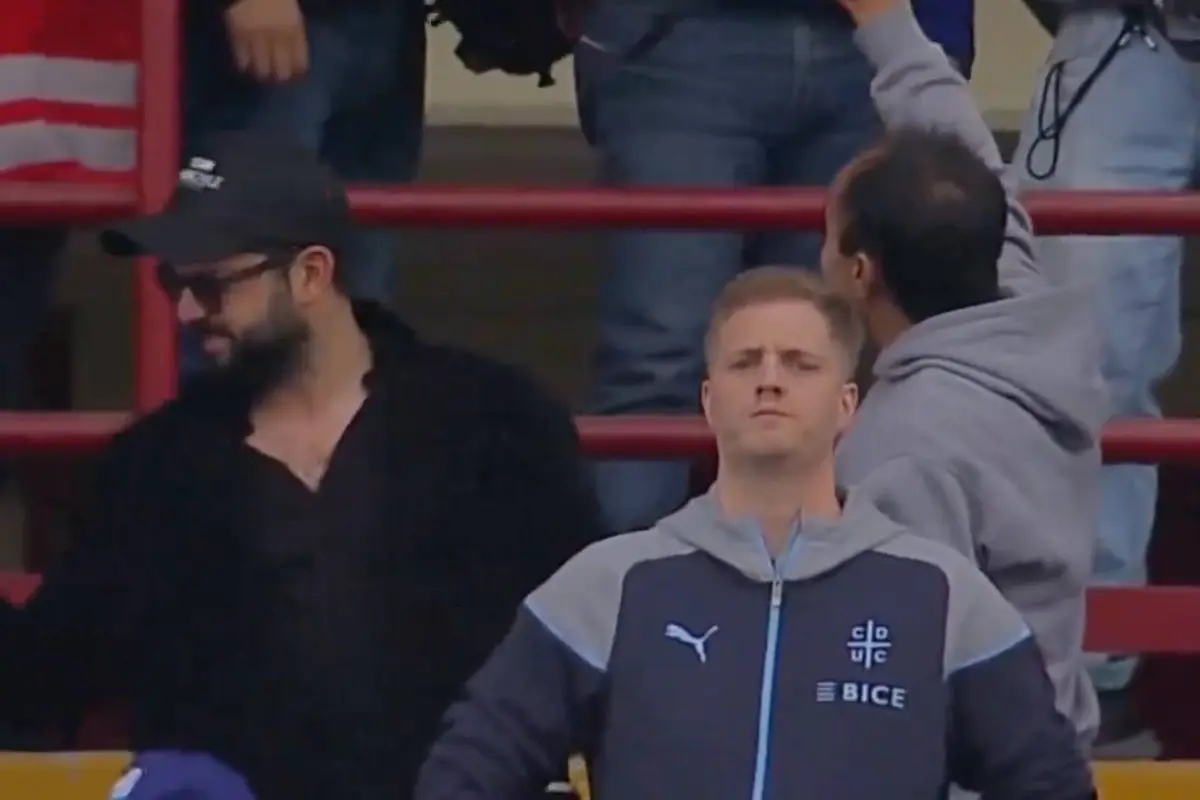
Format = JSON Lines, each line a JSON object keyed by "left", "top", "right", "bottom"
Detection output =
{"left": 178, "top": 156, "right": 224, "bottom": 192}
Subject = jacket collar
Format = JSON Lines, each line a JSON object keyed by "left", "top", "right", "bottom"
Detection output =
{"left": 352, "top": 299, "right": 417, "bottom": 387}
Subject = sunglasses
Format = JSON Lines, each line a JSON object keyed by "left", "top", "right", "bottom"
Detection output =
{"left": 156, "top": 248, "right": 301, "bottom": 311}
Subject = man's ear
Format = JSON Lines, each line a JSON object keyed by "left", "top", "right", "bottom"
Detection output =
{"left": 836, "top": 381, "right": 858, "bottom": 436}
{"left": 289, "top": 245, "right": 336, "bottom": 303}
{"left": 850, "top": 250, "right": 883, "bottom": 303}
{"left": 701, "top": 379, "right": 713, "bottom": 428}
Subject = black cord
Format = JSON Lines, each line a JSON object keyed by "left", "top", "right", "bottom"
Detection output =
{"left": 1024, "top": 10, "right": 1146, "bottom": 180}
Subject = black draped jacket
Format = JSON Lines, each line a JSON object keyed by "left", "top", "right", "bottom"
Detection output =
{"left": 0, "top": 302, "right": 603, "bottom": 799}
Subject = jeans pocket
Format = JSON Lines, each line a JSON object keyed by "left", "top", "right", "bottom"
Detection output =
{"left": 573, "top": 5, "right": 677, "bottom": 144}
{"left": 572, "top": 45, "right": 605, "bottom": 146}
{"left": 572, "top": 19, "right": 631, "bottom": 145}
{"left": 578, "top": 3, "right": 662, "bottom": 55}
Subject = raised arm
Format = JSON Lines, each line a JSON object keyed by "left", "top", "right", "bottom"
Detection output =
{"left": 841, "top": 0, "right": 1043, "bottom": 295}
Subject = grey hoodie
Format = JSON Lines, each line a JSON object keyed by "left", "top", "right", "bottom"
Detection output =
{"left": 835, "top": 5, "right": 1105, "bottom": 745}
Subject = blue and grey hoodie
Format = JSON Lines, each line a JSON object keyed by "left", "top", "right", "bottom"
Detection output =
{"left": 415, "top": 490, "right": 1094, "bottom": 800}
{"left": 835, "top": 3, "right": 1104, "bottom": 747}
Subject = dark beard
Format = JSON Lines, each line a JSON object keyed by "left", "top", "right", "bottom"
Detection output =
{"left": 219, "top": 323, "right": 310, "bottom": 402}
{"left": 186, "top": 295, "right": 311, "bottom": 402}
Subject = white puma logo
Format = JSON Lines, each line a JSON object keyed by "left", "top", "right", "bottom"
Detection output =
{"left": 665, "top": 623, "right": 719, "bottom": 663}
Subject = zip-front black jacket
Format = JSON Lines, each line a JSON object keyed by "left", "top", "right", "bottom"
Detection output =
{"left": 0, "top": 302, "right": 601, "bottom": 799}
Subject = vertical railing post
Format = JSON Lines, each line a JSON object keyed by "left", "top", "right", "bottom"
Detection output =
{"left": 132, "top": 0, "right": 180, "bottom": 412}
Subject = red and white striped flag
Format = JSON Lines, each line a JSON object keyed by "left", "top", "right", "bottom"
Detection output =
{"left": 0, "top": 0, "right": 139, "bottom": 182}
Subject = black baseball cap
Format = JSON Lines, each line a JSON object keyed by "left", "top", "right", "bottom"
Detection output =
{"left": 101, "top": 131, "right": 353, "bottom": 266}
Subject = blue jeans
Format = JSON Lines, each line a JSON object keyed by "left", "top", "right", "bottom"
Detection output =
{"left": 577, "top": 7, "right": 880, "bottom": 534}
{"left": 0, "top": 228, "right": 67, "bottom": 490}
{"left": 0, "top": 229, "right": 67, "bottom": 409}
{"left": 1013, "top": 8, "right": 1200, "bottom": 691}
{"left": 180, "top": 0, "right": 426, "bottom": 375}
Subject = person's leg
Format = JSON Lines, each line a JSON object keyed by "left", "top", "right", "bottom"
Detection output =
{"left": 1011, "top": 8, "right": 1200, "bottom": 749}
{"left": 318, "top": 0, "right": 426, "bottom": 303}
{"left": 0, "top": 228, "right": 68, "bottom": 493}
{"left": 0, "top": 229, "right": 68, "bottom": 408}
{"left": 182, "top": 3, "right": 352, "bottom": 149}
{"left": 580, "top": 8, "right": 799, "bottom": 534}
{"left": 754, "top": 18, "right": 880, "bottom": 268}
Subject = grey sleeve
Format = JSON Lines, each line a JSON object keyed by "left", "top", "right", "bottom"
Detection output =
{"left": 850, "top": 456, "right": 977, "bottom": 562}
{"left": 945, "top": 562, "right": 1095, "bottom": 799}
{"left": 853, "top": 3, "right": 1044, "bottom": 296}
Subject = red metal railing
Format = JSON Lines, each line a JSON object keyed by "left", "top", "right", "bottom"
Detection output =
{"left": 0, "top": 0, "right": 1199, "bottom": 653}
{"left": 0, "top": 413, "right": 1195, "bottom": 461}
{"left": 9, "top": 184, "right": 1200, "bottom": 234}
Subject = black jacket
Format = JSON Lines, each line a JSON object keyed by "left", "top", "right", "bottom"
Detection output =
{"left": 0, "top": 303, "right": 603, "bottom": 798}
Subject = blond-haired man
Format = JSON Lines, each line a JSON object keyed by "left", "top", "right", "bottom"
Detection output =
{"left": 412, "top": 267, "right": 1094, "bottom": 800}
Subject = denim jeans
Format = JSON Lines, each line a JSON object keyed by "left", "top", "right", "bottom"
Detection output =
{"left": 179, "top": 0, "right": 426, "bottom": 376}
{"left": 1013, "top": 8, "right": 1200, "bottom": 691}
{"left": 0, "top": 229, "right": 67, "bottom": 409}
{"left": 577, "top": 6, "right": 881, "bottom": 534}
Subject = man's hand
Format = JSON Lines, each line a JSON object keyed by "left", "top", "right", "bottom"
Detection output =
{"left": 837, "top": 0, "right": 906, "bottom": 26}
{"left": 224, "top": 0, "right": 309, "bottom": 83}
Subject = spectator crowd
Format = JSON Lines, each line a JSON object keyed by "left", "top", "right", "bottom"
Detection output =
{"left": 0, "top": 0, "right": 1196, "bottom": 796}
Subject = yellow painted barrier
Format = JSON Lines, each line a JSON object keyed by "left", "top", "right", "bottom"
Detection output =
{"left": 567, "top": 759, "right": 1200, "bottom": 800}
{"left": 0, "top": 752, "right": 129, "bottom": 799}
{"left": 568, "top": 755, "right": 589, "bottom": 800}
{"left": 1094, "top": 760, "right": 1200, "bottom": 799}
{"left": 0, "top": 752, "right": 1197, "bottom": 798}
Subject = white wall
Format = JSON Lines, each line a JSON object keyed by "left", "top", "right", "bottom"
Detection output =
{"left": 425, "top": 1, "right": 1053, "bottom": 127}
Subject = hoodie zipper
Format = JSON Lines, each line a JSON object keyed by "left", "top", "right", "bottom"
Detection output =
{"left": 749, "top": 540, "right": 794, "bottom": 800}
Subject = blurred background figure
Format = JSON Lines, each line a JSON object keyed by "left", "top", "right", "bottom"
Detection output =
{"left": 580, "top": 0, "right": 976, "bottom": 535}
{"left": 1012, "top": 0, "right": 1200, "bottom": 755}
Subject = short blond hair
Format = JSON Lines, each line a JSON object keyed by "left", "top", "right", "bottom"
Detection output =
{"left": 705, "top": 267, "right": 865, "bottom": 372}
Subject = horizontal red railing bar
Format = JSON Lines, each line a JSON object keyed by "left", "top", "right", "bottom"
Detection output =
{"left": 0, "top": 412, "right": 129, "bottom": 453}
{"left": 0, "top": 182, "right": 138, "bottom": 223}
{"left": 1083, "top": 586, "right": 1200, "bottom": 653}
{"left": 575, "top": 416, "right": 1200, "bottom": 463}
{"left": 0, "top": 572, "right": 1191, "bottom": 652}
{"left": 0, "top": 412, "right": 1196, "bottom": 463}
{"left": 6, "top": 182, "right": 1200, "bottom": 235}
{"left": 348, "top": 186, "right": 1200, "bottom": 235}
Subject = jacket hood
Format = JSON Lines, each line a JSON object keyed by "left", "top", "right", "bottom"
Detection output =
{"left": 873, "top": 286, "right": 1106, "bottom": 452}
{"left": 656, "top": 488, "right": 907, "bottom": 582}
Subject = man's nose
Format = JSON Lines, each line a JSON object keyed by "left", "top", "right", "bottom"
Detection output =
{"left": 175, "top": 290, "right": 205, "bottom": 325}
{"left": 756, "top": 357, "right": 785, "bottom": 396}
{"left": 756, "top": 382, "right": 784, "bottom": 399}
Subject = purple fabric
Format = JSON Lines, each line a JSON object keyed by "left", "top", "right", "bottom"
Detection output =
{"left": 110, "top": 752, "right": 255, "bottom": 800}
{"left": 912, "top": 0, "right": 975, "bottom": 74}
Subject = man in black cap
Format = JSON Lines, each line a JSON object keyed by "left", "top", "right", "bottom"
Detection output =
{"left": 0, "top": 131, "right": 602, "bottom": 799}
